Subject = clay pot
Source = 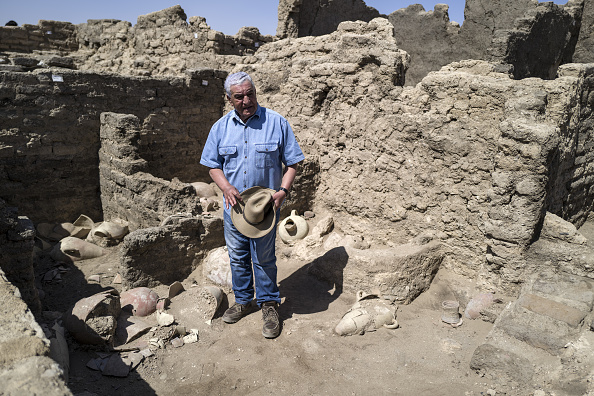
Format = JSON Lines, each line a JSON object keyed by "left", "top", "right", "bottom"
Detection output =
{"left": 203, "top": 285, "right": 224, "bottom": 319}
{"left": 63, "top": 289, "right": 121, "bottom": 345}
{"left": 335, "top": 291, "right": 398, "bottom": 336}
{"left": 191, "top": 182, "right": 217, "bottom": 198}
{"left": 120, "top": 287, "right": 159, "bottom": 317}
{"left": 86, "top": 221, "right": 129, "bottom": 247}
{"left": 50, "top": 236, "right": 105, "bottom": 262}
{"left": 278, "top": 210, "right": 309, "bottom": 244}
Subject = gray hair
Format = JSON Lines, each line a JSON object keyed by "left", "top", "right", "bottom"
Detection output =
{"left": 224, "top": 72, "right": 254, "bottom": 97}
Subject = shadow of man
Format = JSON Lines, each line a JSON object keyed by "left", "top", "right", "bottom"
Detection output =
{"left": 278, "top": 246, "right": 349, "bottom": 320}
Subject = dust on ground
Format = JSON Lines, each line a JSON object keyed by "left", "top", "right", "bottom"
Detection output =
{"left": 37, "top": 235, "right": 512, "bottom": 396}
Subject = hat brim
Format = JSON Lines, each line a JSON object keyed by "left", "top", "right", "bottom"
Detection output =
{"left": 230, "top": 187, "right": 277, "bottom": 238}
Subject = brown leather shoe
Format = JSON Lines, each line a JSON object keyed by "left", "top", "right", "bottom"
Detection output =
{"left": 222, "top": 301, "right": 252, "bottom": 323}
{"left": 261, "top": 301, "right": 280, "bottom": 338}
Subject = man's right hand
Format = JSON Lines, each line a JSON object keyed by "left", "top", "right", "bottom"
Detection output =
{"left": 208, "top": 168, "right": 242, "bottom": 209}
{"left": 223, "top": 185, "right": 242, "bottom": 209}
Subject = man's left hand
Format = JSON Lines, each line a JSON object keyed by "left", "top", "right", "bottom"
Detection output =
{"left": 272, "top": 190, "right": 286, "bottom": 209}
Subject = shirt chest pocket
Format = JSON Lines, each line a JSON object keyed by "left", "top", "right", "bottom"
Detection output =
{"left": 219, "top": 146, "right": 238, "bottom": 171}
{"left": 255, "top": 143, "right": 279, "bottom": 169}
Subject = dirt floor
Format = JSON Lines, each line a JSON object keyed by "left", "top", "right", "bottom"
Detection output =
{"left": 35, "top": 231, "right": 511, "bottom": 396}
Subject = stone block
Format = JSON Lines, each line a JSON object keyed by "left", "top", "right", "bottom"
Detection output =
{"left": 307, "top": 241, "right": 444, "bottom": 303}
{"left": 518, "top": 293, "right": 587, "bottom": 328}
{"left": 120, "top": 214, "right": 224, "bottom": 288}
{"left": 470, "top": 343, "right": 535, "bottom": 385}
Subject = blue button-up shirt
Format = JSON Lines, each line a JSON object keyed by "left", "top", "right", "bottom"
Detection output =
{"left": 200, "top": 105, "right": 305, "bottom": 212}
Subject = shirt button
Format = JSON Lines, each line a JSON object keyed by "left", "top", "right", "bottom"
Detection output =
{"left": 245, "top": 141, "right": 247, "bottom": 143}
{"left": 245, "top": 156, "right": 247, "bottom": 158}
{"left": 244, "top": 171, "right": 246, "bottom": 174}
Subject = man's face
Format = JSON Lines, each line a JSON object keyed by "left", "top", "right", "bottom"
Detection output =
{"left": 228, "top": 81, "right": 258, "bottom": 122}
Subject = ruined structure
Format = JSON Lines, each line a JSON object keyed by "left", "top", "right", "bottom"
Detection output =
{"left": 278, "top": 0, "right": 587, "bottom": 85}
{"left": 2, "top": 0, "right": 594, "bottom": 394}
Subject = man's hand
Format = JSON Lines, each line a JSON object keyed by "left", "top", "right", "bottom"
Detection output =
{"left": 209, "top": 168, "right": 241, "bottom": 209}
{"left": 223, "top": 185, "right": 242, "bottom": 209}
{"left": 272, "top": 190, "right": 286, "bottom": 209}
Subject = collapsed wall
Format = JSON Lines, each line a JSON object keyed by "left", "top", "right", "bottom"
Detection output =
{"left": 0, "top": 20, "right": 77, "bottom": 53}
{"left": 99, "top": 112, "right": 226, "bottom": 287}
{"left": 0, "top": 68, "right": 225, "bottom": 224}
{"left": 0, "top": 5, "right": 273, "bottom": 78}
{"left": 235, "top": 18, "right": 594, "bottom": 291}
{"left": 278, "top": 0, "right": 584, "bottom": 86}
{"left": 276, "top": 0, "right": 382, "bottom": 38}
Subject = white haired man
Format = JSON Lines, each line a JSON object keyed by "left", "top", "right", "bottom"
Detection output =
{"left": 200, "top": 72, "right": 304, "bottom": 338}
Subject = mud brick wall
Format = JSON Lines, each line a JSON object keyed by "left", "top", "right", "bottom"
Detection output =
{"left": 77, "top": 5, "right": 274, "bottom": 77}
{"left": 99, "top": 112, "right": 206, "bottom": 231}
{"left": 0, "top": 21, "right": 78, "bottom": 53}
{"left": 554, "top": 64, "right": 594, "bottom": 224}
{"left": 0, "top": 199, "right": 40, "bottom": 315}
{"left": 235, "top": 18, "right": 594, "bottom": 291}
{"left": 0, "top": 68, "right": 226, "bottom": 225}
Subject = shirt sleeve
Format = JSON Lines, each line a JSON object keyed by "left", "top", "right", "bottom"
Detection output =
{"left": 200, "top": 123, "right": 223, "bottom": 169}
{"left": 281, "top": 119, "right": 305, "bottom": 166}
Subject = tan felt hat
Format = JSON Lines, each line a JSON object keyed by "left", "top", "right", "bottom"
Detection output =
{"left": 230, "top": 186, "right": 276, "bottom": 238}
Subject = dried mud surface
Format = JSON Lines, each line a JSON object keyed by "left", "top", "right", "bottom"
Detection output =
{"left": 38, "top": 239, "right": 505, "bottom": 396}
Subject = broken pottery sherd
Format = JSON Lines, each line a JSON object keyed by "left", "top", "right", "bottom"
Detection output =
{"left": 168, "top": 281, "right": 185, "bottom": 299}
{"left": 464, "top": 293, "right": 497, "bottom": 320}
{"left": 50, "top": 236, "right": 106, "bottom": 262}
{"left": 87, "top": 275, "right": 101, "bottom": 283}
{"left": 64, "top": 289, "right": 121, "bottom": 345}
{"left": 70, "top": 214, "right": 94, "bottom": 238}
{"left": 278, "top": 210, "right": 309, "bottom": 244}
{"left": 156, "top": 297, "right": 170, "bottom": 312}
{"left": 120, "top": 287, "right": 159, "bottom": 317}
{"left": 115, "top": 312, "right": 152, "bottom": 346}
{"left": 157, "top": 310, "right": 175, "bottom": 326}
{"left": 335, "top": 291, "right": 398, "bottom": 336}
{"left": 102, "top": 354, "right": 130, "bottom": 377}
{"left": 183, "top": 330, "right": 199, "bottom": 344}
{"left": 123, "top": 352, "right": 144, "bottom": 370}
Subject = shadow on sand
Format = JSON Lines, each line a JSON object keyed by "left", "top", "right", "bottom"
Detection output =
{"left": 278, "top": 246, "right": 349, "bottom": 320}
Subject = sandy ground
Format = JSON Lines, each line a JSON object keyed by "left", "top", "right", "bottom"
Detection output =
{"left": 37, "top": 233, "right": 507, "bottom": 396}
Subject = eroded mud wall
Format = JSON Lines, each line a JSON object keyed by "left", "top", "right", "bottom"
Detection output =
{"left": 574, "top": 0, "right": 594, "bottom": 62}
{"left": 276, "top": 0, "right": 382, "bottom": 38}
{"left": 0, "top": 68, "right": 225, "bottom": 224}
{"left": 279, "top": 0, "right": 584, "bottom": 86}
{"left": 236, "top": 19, "right": 594, "bottom": 291}
{"left": 0, "top": 21, "right": 77, "bottom": 53}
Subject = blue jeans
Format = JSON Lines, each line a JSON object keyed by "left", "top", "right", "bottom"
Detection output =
{"left": 224, "top": 211, "right": 280, "bottom": 306}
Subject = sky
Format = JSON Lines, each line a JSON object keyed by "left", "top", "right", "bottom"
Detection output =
{"left": 3, "top": 0, "right": 569, "bottom": 36}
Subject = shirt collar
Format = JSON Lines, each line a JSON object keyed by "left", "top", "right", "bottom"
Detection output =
{"left": 232, "top": 105, "right": 262, "bottom": 124}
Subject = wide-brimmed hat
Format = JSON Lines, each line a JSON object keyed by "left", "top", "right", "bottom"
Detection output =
{"left": 230, "top": 186, "right": 276, "bottom": 238}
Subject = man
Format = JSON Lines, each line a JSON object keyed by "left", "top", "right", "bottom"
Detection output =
{"left": 200, "top": 72, "right": 304, "bottom": 338}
